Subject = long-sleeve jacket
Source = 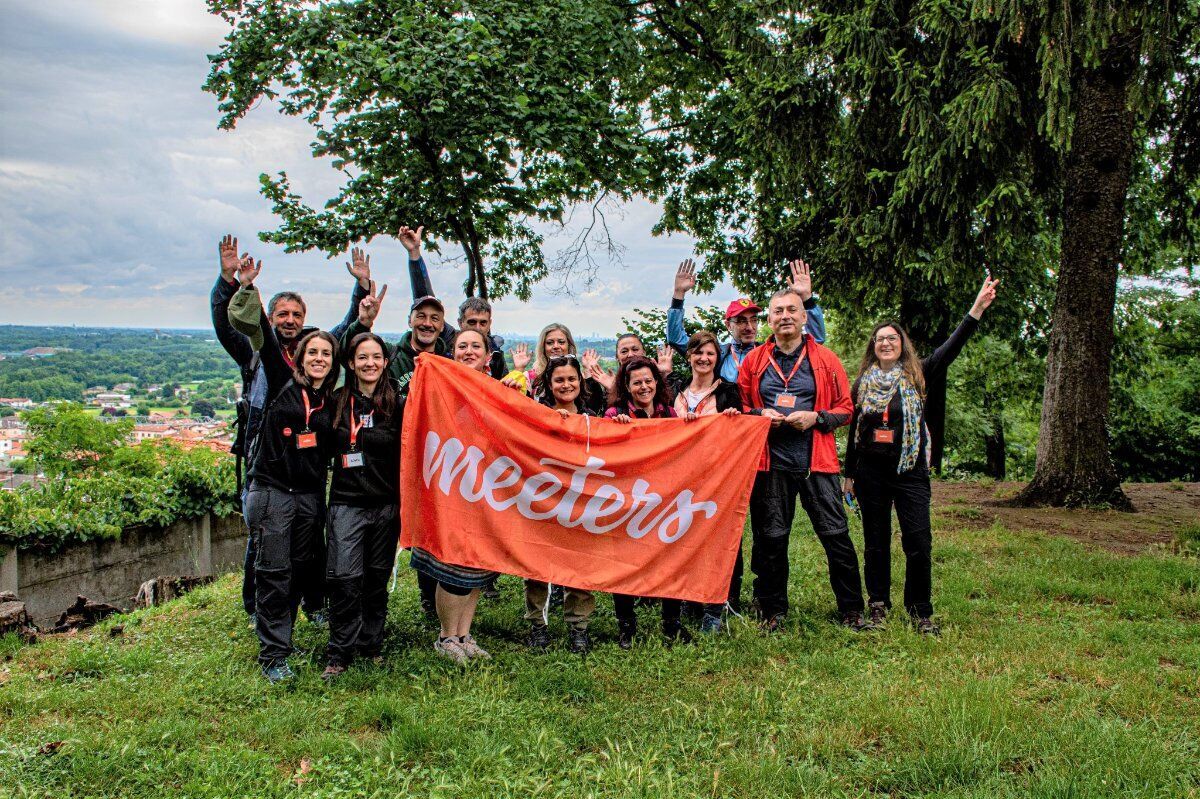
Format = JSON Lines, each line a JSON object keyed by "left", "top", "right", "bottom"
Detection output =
{"left": 210, "top": 275, "right": 364, "bottom": 455}
{"left": 408, "top": 255, "right": 508, "bottom": 379}
{"left": 329, "top": 383, "right": 405, "bottom": 507}
{"left": 666, "top": 295, "right": 827, "bottom": 383}
{"left": 228, "top": 286, "right": 337, "bottom": 494}
{"left": 737, "top": 335, "right": 853, "bottom": 474}
{"left": 844, "top": 314, "right": 979, "bottom": 476}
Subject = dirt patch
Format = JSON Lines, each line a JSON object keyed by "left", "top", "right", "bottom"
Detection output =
{"left": 932, "top": 481, "right": 1200, "bottom": 555}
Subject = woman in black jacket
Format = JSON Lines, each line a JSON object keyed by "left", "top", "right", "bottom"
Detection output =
{"left": 322, "top": 332, "right": 404, "bottom": 679}
{"left": 230, "top": 262, "right": 341, "bottom": 683}
{"left": 844, "top": 275, "right": 999, "bottom": 635}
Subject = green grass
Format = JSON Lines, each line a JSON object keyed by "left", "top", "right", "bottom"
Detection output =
{"left": 1, "top": 513, "right": 1198, "bottom": 798}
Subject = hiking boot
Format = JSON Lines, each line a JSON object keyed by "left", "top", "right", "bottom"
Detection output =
{"left": 617, "top": 620, "right": 636, "bottom": 650}
{"left": 840, "top": 610, "right": 869, "bottom": 631}
{"left": 321, "top": 663, "right": 346, "bottom": 682}
{"left": 458, "top": 635, "right": 492, "bottom": 660}
{"left": 914, "top": 617, "right": 942, "bottom": 637}
{"left": 867, "top": 602, "right": 888, "bottom": 627}
{"left": 663, "top": 622, "right": 693, "bottom": 647}
{"left": 761, "top": 614, "right": 786, "bottom": 634}
{"left": 568, "top": 628, "right": 592, "bottom": 655}
{"left": 549, "top": 584, "right": 565, "bottom": 609}
{"left": 526, "top": 624, "right": 551, "bottom": 651}
{"left": 262, "top": 661, "right": 295, "bottom": 684}
{"left": 699, "top": 613, "right": 723, "bottom": 634}
{"left": 247, "top": 612, "right": 257, "bottom": 630}
{"left": 434, "top": 637, "right": 469, "bottom": 664}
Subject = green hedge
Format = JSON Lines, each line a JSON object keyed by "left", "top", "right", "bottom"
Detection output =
{"left": 0, "top": 444, "right": 238, "bottom": 553}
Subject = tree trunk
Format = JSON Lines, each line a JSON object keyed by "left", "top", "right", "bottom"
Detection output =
{"left": 1017, "top": 38, "right": 1136, "bottom": 510}
{"left": 984, "top": 413, "right": 1006, "bottom": 480}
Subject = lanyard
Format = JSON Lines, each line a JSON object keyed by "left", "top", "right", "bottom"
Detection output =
{"left": 301, "top": 389, "right": 324, "bottom": 432}
{"left": 281, "top": 342, "right": 296, "bottom": 370}
{"left": 881, "top": 400, "right": 890, "bottom": 427}
{"left": 768, "top": 343, "right": 807, "bottom": 391}
{"left": 349, "top": 396, "right": 368, "bottom": 450}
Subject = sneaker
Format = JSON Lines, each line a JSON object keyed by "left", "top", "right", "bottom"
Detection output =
{"left": 867, "top": 602, "right": 888, "bottom": 627}
{"left": 306, "top": 609, "right": 329, "bottom": 628}
{"left": 762, "top": 614, "right": 786, "bottom": 634}
{"left": 915, "top": 617, "right": 942, "bottom": 637}
{"left": 321, "top": 663, "right": 346, "bottom": 682}
{"left": 699, "top": 613, "right": 723, "bottom": 634}
{"left": 262, "top": 661, "right": 295, "bottom": 684}
{"left": 617, "top": 621, "right": 636, "bottom": 650}
{"left": 840, "top": 610, "right": 869, "bottom": 631}
{"left": 526, "top": 624, "right": 551, "bottom": 651}
{"left": 568, "top": 628, "right": 592, "bottom": 655}
{"left": 457, "top": 635, "right": 492, "bottom": 659}
{"left": 434, "top": 637, "right": 469, "bottom": 664}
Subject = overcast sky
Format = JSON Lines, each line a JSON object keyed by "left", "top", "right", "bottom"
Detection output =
{"left": 0, "top": 0, "right": 721, "bottom": 338}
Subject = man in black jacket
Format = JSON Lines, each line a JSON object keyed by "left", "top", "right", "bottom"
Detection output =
{"left": 209, "top": 234, "right": 369, "bottom": 623}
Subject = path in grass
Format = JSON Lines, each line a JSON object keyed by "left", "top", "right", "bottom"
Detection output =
{"left": 1, "top": 505, "right": 1198, "bottom": 798}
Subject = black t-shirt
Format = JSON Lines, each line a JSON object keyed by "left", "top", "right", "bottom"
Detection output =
{"left": 758, "top": 343, "right": 816, "bottom": 472}
{"left": 329, "top": 386, "right": 405, "bottom": 507}
{"left": 852, "top": 390, "right": 910, "bottom": 467}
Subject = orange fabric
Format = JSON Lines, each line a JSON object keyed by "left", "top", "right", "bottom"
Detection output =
{"left": 399, "top": 354, "right": 771, "bottom": 604}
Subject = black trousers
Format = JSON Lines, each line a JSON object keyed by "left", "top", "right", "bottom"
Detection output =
{"left": 855, "top": 459, "right": 934, "bottom": 617}
{"left": 245, "top": 483, "right": 326, "bottom": 665}
{"left": 748, "top": 469, "right": 864, "bottom": 617}
{"left": 241, "top": 489, "right": 325, "bottom": 617}
{"left": 325, "top": 503, "right": 400, "bottom": 666}
{"left": 613, "top": 594, "right": 682, "bottom": 631}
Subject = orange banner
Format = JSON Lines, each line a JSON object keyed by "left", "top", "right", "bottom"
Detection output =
{"left": 399, "top": 354, "right": 771, "bottom": 603}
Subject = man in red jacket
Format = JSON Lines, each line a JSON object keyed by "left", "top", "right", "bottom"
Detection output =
{"left": 738, "top": 287, "right": 869, "bottom": 632}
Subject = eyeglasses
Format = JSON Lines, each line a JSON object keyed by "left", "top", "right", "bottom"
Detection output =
{"left": 874, "top": 335, "right": 900, "bottom": 344}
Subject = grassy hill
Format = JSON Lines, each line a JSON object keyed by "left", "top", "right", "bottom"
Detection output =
{"left": 1, "top": 489, "right": 1197, "bottom": 798}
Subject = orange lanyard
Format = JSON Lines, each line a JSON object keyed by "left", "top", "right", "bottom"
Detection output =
{"left": 767, "top": 343, "right": 807, "bottom": 391}
{"left": 348, "top": 396, "right": 368, "bottom": 450}
{"left": 301, "top": 389, "right": 324, "bottom": 431}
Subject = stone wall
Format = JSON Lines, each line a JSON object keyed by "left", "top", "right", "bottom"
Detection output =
{"left": 0, "top": 513, "right": 244, "bottom": 625}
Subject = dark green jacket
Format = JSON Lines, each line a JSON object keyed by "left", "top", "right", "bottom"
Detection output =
{"left": 342, "top": 321, "right": 448, "bottom": 396}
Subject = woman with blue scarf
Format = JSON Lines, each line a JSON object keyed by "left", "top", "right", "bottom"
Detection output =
{"left": 843, "top": 276, "right": 999, "bottom": 635}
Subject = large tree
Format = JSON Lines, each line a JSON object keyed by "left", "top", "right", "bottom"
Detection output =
{"left": 631, "top": 1, "right": 1199, "bottom": 505}
{"left": 204, "top": 0, "right": 658, "bottom": 299}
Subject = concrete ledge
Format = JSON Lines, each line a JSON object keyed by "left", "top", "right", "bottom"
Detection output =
{"left": 9, "top": 513, "right": 245, "bottom": 625}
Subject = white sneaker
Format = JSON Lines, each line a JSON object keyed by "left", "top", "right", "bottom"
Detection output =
{"left": 433, "top": 637, "right": 469, "bottom": 664}
{"left": 457, "top": 635, "right": 491, "bottom": 660}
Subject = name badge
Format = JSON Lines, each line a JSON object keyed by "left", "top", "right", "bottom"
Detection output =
{"left": 775, "top": 393, "right": 797, "bottom": 409}
{"left": 341, "top": 451, "right": 365, "bottom": 468}
{"left": 359, "top": 413, "right": 373, "bottom": 429}
{"left": 873, "top": 428, "right": 895, "bottom": 444}
{"left": 296, "top": 431, "right": 318, "bottom": 449}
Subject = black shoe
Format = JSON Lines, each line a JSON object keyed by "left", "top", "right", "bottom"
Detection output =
{"left": 526, "top": 624, "right": 551, "bottom": 651}
{"left": 568, "top": 628, "right": 591, "bottom": 655}
{"left": 663, "top": 623, "right": 693, "bottom": 646}
{"left": 840, "top": 610, "right": 868, "bottom": 631}
{"left": 761, "top": 614, "right": 786, "bottom": 634}
{"left": 482, "top": 578, "right": 500, "bottom": 600}
{"left": 914, "top": 617, "right": 941, "bottom": 637}
{"left": 867, "top": 602, "right": 888, "bottom": 627}
{"left": 617, "top": 621, "right": 636, "bottom": 650}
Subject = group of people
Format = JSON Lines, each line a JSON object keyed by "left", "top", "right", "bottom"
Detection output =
{"left": 210, "top": 227, "right": 999, "bottom": 683}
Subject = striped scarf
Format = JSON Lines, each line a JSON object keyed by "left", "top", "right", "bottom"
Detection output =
{"left": 856, "top": 365, "right": 922, "bottom": 473}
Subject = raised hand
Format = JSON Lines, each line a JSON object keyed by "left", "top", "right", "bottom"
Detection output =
{"left": 588, "top": 361, "right": 615, "bottom": 392}
{"left": 673, "top": 258, "right": 697, "bottom": 299}
{"left": 345, "top": 247, "right": 372, "bottom": 290}
{"left": 969, "top": 274, "right": 1001, "bottom": 319}
{"left": 656, "top": 345, "right": 674, "bottom": 374}
{"left": 398, "top": 225, "right": 425, "bottom": 259}
{"left": 510, "top": 342, "right": 531, "bottom": 371}
{"left": 788, "top": 259, "right": 813, "bottom": 301}
{"left": 357, "top": 280, "right": 388, "bottom": 327}
{"left": 235, "top": 255, "right": 262, "bottom": 288}
{"left": 218, "top": 234, "right": 244, "bottom": 283}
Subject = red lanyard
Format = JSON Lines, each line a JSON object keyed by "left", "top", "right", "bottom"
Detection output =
{"left": 281, "top": 343, "right": 296, "bottom": 370}
{"left": 349, "top": 396, "right": 367, "bottom": 449}
{"left": 881, "top": 401, "right": 890, "bottom": 427}
{"left": 768, "top": 343, "right": 807, "bottom": 391}
{"left": 301, "top": 389, "right": 324, "bottom": 431}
